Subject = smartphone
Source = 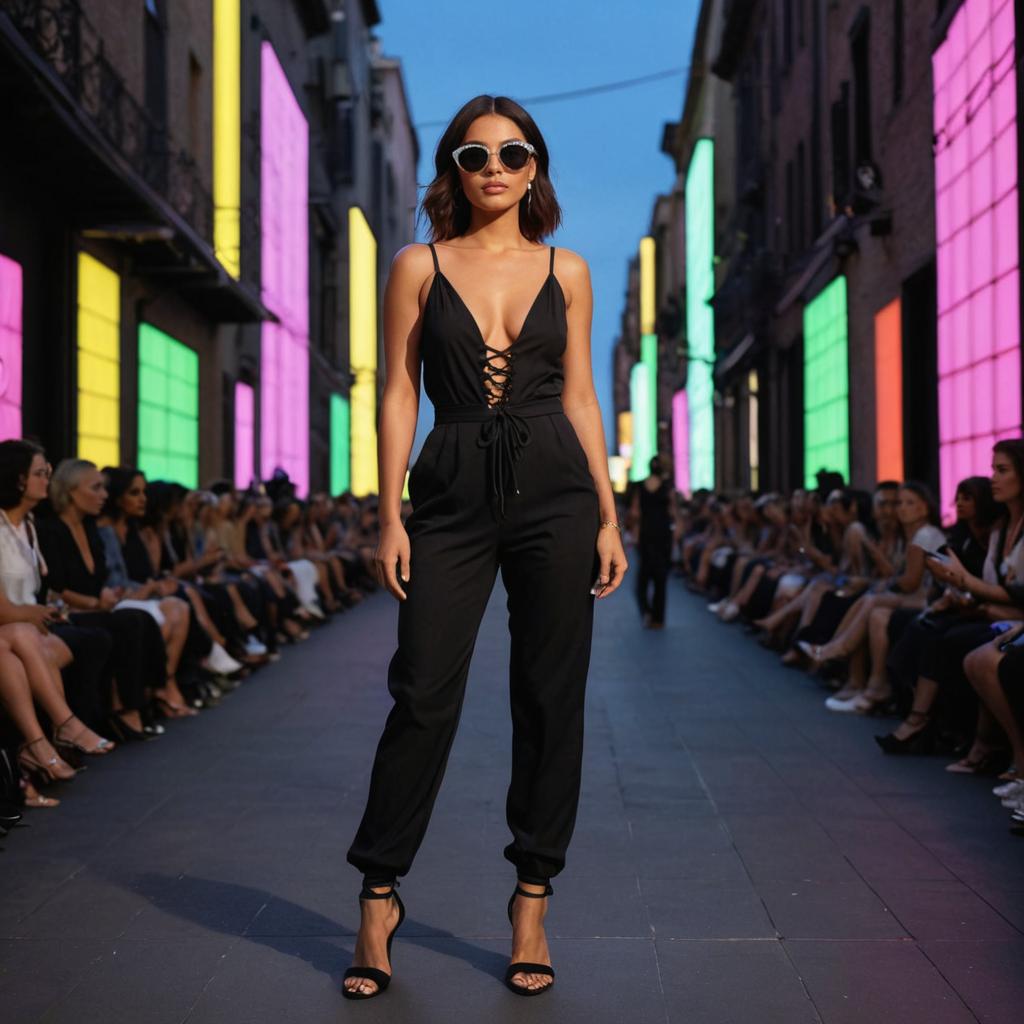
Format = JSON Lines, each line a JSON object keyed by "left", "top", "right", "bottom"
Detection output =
{"left": 924, "top": 550, "right": 950, "bottom": 564}
{"left": 997, "top": 628, "right": 1024, "bottom": 652}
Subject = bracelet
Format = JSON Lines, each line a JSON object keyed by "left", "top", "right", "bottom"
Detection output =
{"left": 600, "top": 520, "right": 621, "bottom": 531}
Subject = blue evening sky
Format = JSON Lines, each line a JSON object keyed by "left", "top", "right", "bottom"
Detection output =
{"left": 375, "top": 0, "right": 700, "bottom": 453}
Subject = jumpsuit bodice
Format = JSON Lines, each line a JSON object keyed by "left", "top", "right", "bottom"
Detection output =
{"left": 417, "top": 242, "right": 576, "bottom": 517}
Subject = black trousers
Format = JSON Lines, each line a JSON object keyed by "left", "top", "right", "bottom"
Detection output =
{"left": 636, "top": 535, "right": 671, "bottom": 624}
{"left": 347, "top": 404, "right": 601, "bottom": 888}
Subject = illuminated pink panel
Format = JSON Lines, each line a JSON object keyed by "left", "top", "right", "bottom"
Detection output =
{"left": 672, "top": 389, "right": 690, "bottom": 495}
{"left": 0, "top": 254, "right": 23, "bottom": 440}
{"left": 260, "top": 41, "right": 309, "bottom": 493}
{"left": 933, "top": 0, "right": 1020, "bottom": 515}
{"left": 234, "top": 380, "right": 254, "bottom": 489}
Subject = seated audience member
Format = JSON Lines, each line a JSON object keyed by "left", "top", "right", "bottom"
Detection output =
{"left": 36, "top": 459, "right": 196, "bottom": 735}
{"left": 876, "top": 440, "right": 1024, "bottom": 754}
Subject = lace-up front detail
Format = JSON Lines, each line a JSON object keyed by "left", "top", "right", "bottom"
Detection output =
{"left": 426, "top": 243, "right": 563, "bottom": 519}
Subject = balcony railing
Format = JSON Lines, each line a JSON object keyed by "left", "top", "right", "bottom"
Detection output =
{"left": 1, "top": 0, "right": 213, "bottom": 242}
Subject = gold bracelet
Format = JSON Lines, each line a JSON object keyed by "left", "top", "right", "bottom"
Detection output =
{"left": 599, "top": 520, "right": 621, "bottom": 531}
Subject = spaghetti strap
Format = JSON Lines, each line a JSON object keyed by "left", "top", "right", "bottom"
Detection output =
{"left": 428, "top": 242, "right": 440, "bottom": 273}
{"left": 549, "top": 245, "right": 555, "bottom": 274}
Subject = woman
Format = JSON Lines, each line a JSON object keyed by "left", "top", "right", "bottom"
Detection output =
{"left": 342, "top": 96, "right": 627, "bottom": 1000}
{"left": 629, "top": 453, "right": 677, "bottom": 629}
{"left": 799, "top": 482, "right": 947, "bottom": 710}
{"left": 36, "top": 460, "right": 195, "bottom": 732}
{"left": 877, "top": 441, "right": 1024, "bottom": 753}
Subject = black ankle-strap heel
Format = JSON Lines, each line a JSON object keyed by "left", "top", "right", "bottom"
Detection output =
{"left": 342, "top": 881, "right": 405, "bottom": 1000}
{"left": 505, "top": 882, "right": 555, "bottom": 996}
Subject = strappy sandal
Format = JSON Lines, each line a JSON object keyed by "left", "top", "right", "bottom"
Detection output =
{"left": 342, "top": 881, "right": 405, "bottom": 1000}
{"left": 505, "top": 882, "right": 555, "bottom": 996}
{"left": 17, "top": 736, "right": 77, "bottom": 783}
{"left": 53, "top": 714, "right": 116, "bottom": 755}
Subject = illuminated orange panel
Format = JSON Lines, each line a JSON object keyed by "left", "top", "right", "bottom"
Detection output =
{"left": 874, "top": 298, "right": 903, "bottom": 481}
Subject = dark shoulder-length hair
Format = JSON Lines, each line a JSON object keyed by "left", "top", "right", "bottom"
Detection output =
{"left": 955, "top": 475, "right": 999, "bottom": 529}
{"left": 899, "top": 480, "right": 941, "bottom": 525}
{"left": 0, "top": 439, "right": 45, "bottom": 510}
{"left": 420, "top": 95, "right": 561, "bottom": 242}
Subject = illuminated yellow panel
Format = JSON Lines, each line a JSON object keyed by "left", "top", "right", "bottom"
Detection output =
{"left": 639, "top": 236, "right": 656, "bottom": 335}
{"left": 349, "top": 207, "right": 378, "bottom": 495}
{"left": 618, "top": 410, "right": 633, "bottom": 457}
{"left": 214, "top": 0, "right": 241, "bottom": 277}
{"left": 77, "top": 253, "right": 120, "bottom": 465}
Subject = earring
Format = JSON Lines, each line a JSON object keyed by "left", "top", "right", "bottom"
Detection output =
{"left": 527, "top": 180, "right": 533, "bottom": 213}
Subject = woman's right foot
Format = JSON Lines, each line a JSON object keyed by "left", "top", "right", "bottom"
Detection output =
{"left": 343, "top": 886, "right": 402, "bottom": 997}
{"left": 18, "top": 736, "right": 77, "bottom": 781}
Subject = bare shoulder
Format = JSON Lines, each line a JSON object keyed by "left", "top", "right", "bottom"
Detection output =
{"left": 551, "top": 246, "right": 591, "bottom": 306}
{"left": 390, "top": 241, "right": 437, "bottom": 279}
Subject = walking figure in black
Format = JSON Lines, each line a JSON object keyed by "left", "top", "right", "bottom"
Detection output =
{"left": 342, "top": 95, "right": 628, "bottom": 1000}
{"left": 629, "top": 454, "right": 678, "bottom": 629}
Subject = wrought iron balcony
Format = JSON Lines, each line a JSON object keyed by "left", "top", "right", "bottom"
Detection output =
{"left": 1, "top": 0, "right": 213, "bottom": 243}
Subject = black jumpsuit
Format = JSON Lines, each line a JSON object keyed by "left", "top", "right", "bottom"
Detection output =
{"left": 346, "top": 242, "right": 601, "bottom": 888}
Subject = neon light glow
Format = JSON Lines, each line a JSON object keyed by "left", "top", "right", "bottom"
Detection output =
{"left": 933, "top": 0, "right": 1019, "bottom": 512}
{"left": 672, "top": 389, "right": 690, "bottom": 495}
{"left": 349, "top": 207, "right": 378, "bottom": 497}
{"left": 234, "top": 381, "right": 254, "bottom": 489}
{"left": 639, "top": 236, "right": 656, "bottom": 334}
{"left": 77, "top": 253, "right": 121, "bottom": 467}
{"left": 330, "top": 393, "right": 351, "bottom": 496}
{"left": 617, "top": 410, "right": 633, "bottom": 461}
{"left": 803, "top": 277, "right": 850, "bottom": 488}
{"left": 0, "top": 254, "right": 23, "bottom": 440}
{"left": 686, "top": 138, "right": 716, "bottom": 490}
{"left": 260, "top": 42, "right": 309, "bottom": 494}
{"left": 874, "top": 298, "right": 904, "bottom": 481}
{"left": 629, "top": 362, "right": 655, "bottom": 481}
{"left": 748, "top": 370, "right": 759, "bottom": 491}
{"left": 137, "top": 324, "right": 199, "bottom": 487}
{"left": 213, "top": 0, "right": 241, "bottom": 277}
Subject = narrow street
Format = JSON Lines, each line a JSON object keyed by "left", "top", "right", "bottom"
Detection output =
{"left": 2, "top": 573, "right": 1022, "bottom": 1024}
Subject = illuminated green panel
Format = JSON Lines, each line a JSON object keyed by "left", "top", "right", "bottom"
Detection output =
{"left": 629, "top": 362, "right": 655, "bottom": 481}
{"left": 803, "top": 277, "right": 849, "bottom": 488}
{"left": 685, "top": 138, "right": 715, "bottom": 490}
{"left": 138, "top": 323, "right": 199, "bottom": 487}
{"left": 330, "top": 393, "right": 350, "bottom": 496}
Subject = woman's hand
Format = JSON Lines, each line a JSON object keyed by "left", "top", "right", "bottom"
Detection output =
{"left": 98, "top": 587, "right": 120, "bottom": 611}
{"left": 927, "top": 549, "right": 968, "bottom": 590}
{"left": 592, "top": 527, "right": 628, "bottom": 599}
{"left": 23, "top": 604, "right": 57, "bottom": 634}
{"left": 375, "top": 520, "right": 412, "bottom": 602}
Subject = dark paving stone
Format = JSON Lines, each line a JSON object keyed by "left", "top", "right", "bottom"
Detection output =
{"left": 655, "top": 938, "right": 820, "bottom": 1024}
{"left": 640, "top": 878, "right": 775, "bottom": 939}
{"left": 920, "top": 940, "right": 1024, "bottom": 1023}
{"left": 758, "top": 878, "right": 909, "bottom": 940}
{"left": 872, "top": 879, "right": 1023, "bottom": 941}
{"left": 785, "top": 939, "right": 978, "bottom": 1024}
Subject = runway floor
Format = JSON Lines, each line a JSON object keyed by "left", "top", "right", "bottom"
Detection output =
{"left": 2, "top": 570, "right": 1023, "bottom": 1023}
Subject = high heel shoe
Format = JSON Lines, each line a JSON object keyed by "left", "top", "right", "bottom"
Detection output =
{"left": 342, "top": 881, "right": 405, "bottom": 1000}
{"left": 53, "top": 714, "right": 115, "bottom": 756}
{"left": 875, "top": 712, "right": 933, "bottom": 754}
{"left": 104, "top": 712, "right": 152, "bottom": 744}
{"left": 153, "top": 695, "right": 199, "bottom": 719}
{"left": 17, "top": 736, "right": 77, "bottom": 784}
{"left": 505, "top": 882, "right": 555, "bottom": 996}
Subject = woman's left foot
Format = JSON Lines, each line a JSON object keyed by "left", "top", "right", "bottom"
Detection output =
{"left": 53, "top": 715, "right": 115, "bottom": 755}
{"left": 508, "top": 884, "right": 554, "bottom": 994}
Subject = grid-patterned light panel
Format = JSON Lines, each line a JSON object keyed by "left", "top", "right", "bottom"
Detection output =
{"left": 77, "top": 252, "right": 121, "bottom": 467}
{"left": 234, "top": 380, "right": 254, "bottom": 489}
{"left": 0, "top": 254, "right": 23, "bottom": 441}
{"left": 933, "top": 0, "right": 1020, "bottom": 510}
{"left": 137, "top": 323, "right": 199, "bottom": 487}
{"left": 803, "top": 277, "right": 850, "bottom": 488}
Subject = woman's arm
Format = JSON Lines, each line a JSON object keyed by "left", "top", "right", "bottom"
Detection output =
{"left": 378, "top": 245, "right": 428, "bottom": 529}
{"left": 890, "top": 544, "right": 928, "bottom": 593}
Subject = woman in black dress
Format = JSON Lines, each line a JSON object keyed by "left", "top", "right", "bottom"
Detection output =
{"left": 343, "top": 95, "right": 628, "bottom": 1000}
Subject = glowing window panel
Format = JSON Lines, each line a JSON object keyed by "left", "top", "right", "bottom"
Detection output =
{"left": 686, "top": 138, "right": 716, "bottom": 490}
{"left": 349, "top": 207, "right": 378, "bottom": 497}
{"left": 260, "top": 42, "right": 309, "bottom": 494}
{"left": 330, "top": 392, "right": 351, "bottom": 496}
{"left": 137, "top": 324, "right": 199, "bottom": 487}
{"left": 234, "top": 380, "right": 254, "bottom": 489}
{"left": 629, "top": 362, "right": 655, "bottom": 481}
{"left": 77, "top": 253, "right": 120, "bottom": 467}
{"left": 803, "top": 277, "right": 850, "bottom": 488}
{"left": 639, "top": 236, "right": 656, "bottom": 335}
{"left": 748, "top": 370, "right": 759, "bottom": 491}
{"left": 933, "top": 0, "right": 1019, "bottom": 512}
{"left": 617, "top": 410, "right": 633, "bottom": 460}
{"left": 672, "top": 389, "right": 690, "bottom": 495}
{"left": 213, "top": 0, "right": 241, "bottom": 277}
{"left": 874, "top": 298, "right": 904, "bottom": 481}
{"left": 0, "top": 254, "right": 23, "bottom": 440}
